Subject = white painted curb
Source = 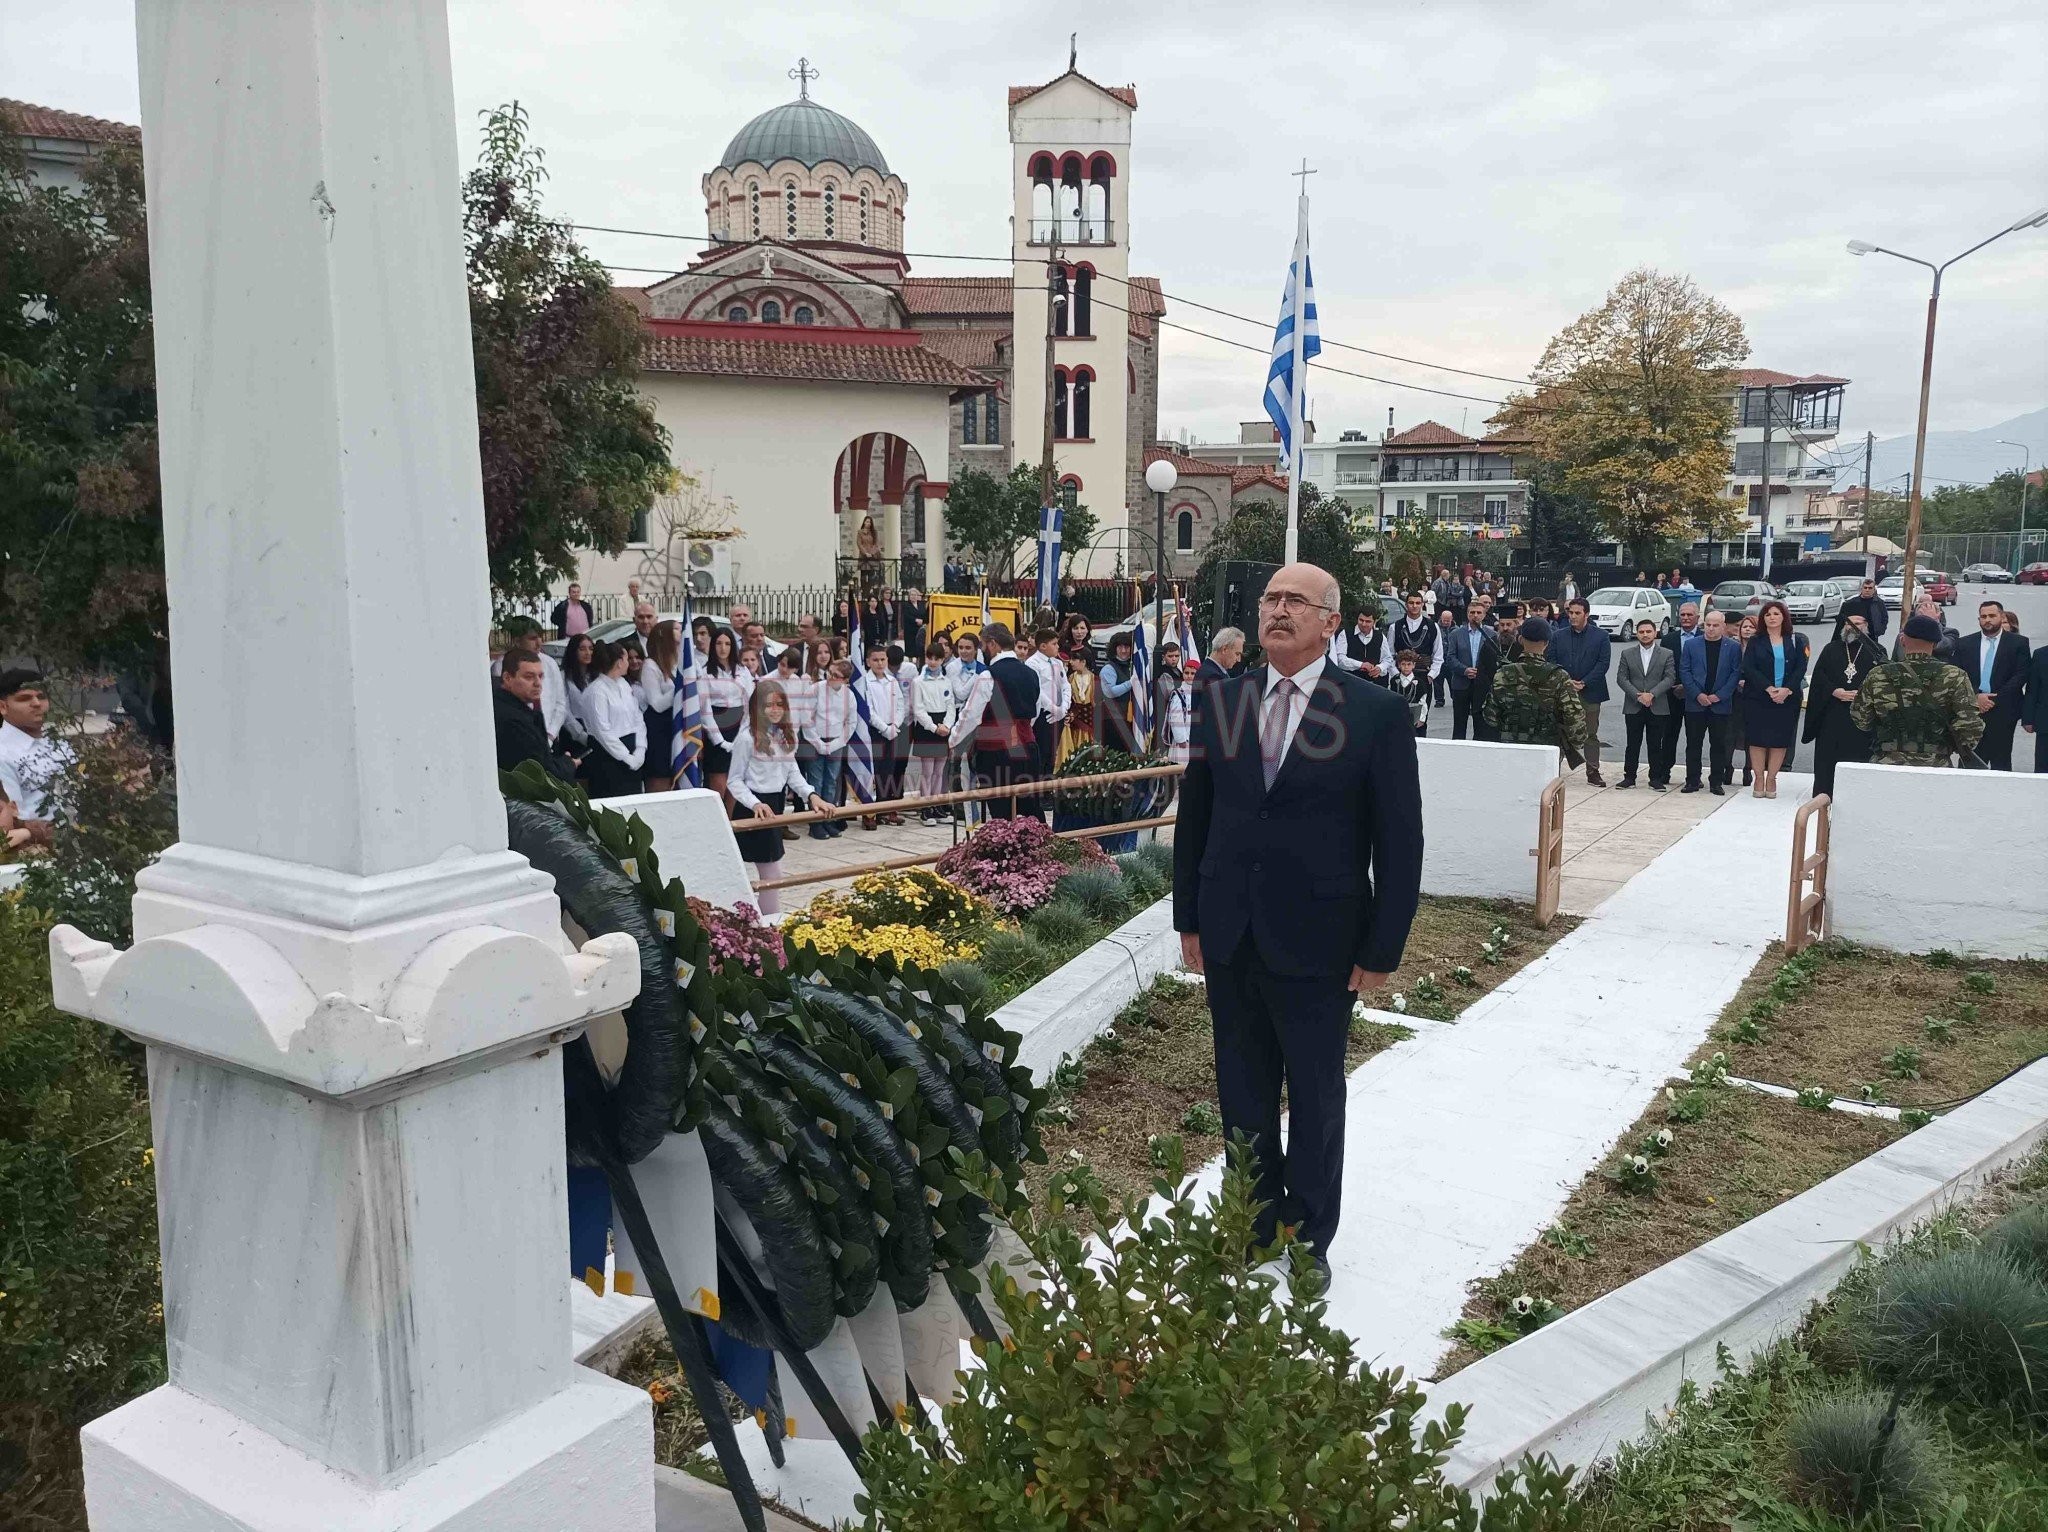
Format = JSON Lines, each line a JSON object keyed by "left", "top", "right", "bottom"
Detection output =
{"left": 999, "top": 898, "right": 1181, "bottom": 1081}
{"left": 1426, "top": 1056, "right": 2048, "bottom": 1495}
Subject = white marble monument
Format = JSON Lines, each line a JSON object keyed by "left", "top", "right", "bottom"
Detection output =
{"left": 47, "top": 3, "right": 657, "bottom": 1527}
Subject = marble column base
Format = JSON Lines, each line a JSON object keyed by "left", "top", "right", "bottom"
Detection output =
{"left": 83, "top": 1375, "right": 652, "bottom": 1532}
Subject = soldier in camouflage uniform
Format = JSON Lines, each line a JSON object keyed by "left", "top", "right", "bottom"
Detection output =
{"left": 1851, "top": 613, "right": 1984, "bottom": 767}
{"left": 1484, "top": 616, "right": 1589, "bottom": 765}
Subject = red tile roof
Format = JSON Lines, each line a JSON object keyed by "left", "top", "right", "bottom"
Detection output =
{"left": 640, "top": 322, "right": 989, "bottom": 389}
{"left": 902, "top": 276, "right": 1013, "bottom": 316}
{"left": 1231, "top": 468, "right": 1288, "bottom": 494}
{"left": 0, "top": 99, "right": 140, "bottom": 146}
{"left": 1008, "top": 74, "right": 1138, "bottom": 110}
{"left": 1384, "top": 421, "right": 1474, "bottom": 448}
{"left": 614, "top": 285, "right": 654, "bottom": 317}
{"left": 1731, "top": 368, "right": 1850, "bottom": 388}
{"left": 1142, "top": 446, "right": 1231, "bottom": 478}
{"left": 915, "top": 328, "right": 1007, "bottom": 369}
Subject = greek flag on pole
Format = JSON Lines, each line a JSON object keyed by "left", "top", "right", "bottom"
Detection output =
{"left": 846, "top": 683, "right": 876, "bottom": 804}
{"left": 1173, "top": 587, "right": 1202, "bottom": 667}
{"left": 1130, "top": 616, "right": 1152, "bottom": 747}
{"left": 670, "top": 596, "right": 704, "bottom": 788}
{"left": 849, "top": 608, "right": 864, "bottom": 667}
{"left": 1035, "top": 503, "right": 1063, "bottom": 607}
{"left": 1262, "top": 245, "right": 1320, "bottom": 464}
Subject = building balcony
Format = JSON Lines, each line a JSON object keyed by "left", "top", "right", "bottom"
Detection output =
{"left": 1332, "top": 472, "right": 1381, "bottom": 487}
{"left": 1026, "top": 217, "right": 1115, "bottom": 247}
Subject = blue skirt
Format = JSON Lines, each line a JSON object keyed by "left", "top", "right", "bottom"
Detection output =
{"left": 642, "top": 706, "right": 676, "bottom": 782}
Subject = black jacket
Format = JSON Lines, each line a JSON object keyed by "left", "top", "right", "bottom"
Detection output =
{"left": 1173, "top": 665, "right": 1424, "bottom": 979}
{"left": 1194, "top": 657, "right": 1231, "bottom": 693}
{"left": 1952, "top": 631, "right": 2031, "bottom": 720}
{"left": 1444, "top": 622, "right": 1498, "bottom": 695}
{"left": 1838, "top": 594, "right": 1888, "bottom": 640}
{"left": 549, "top": 598, "right": 594, "bottom": 640}
{"left": 494, "top": 684, "right": 575, "bottom": 781}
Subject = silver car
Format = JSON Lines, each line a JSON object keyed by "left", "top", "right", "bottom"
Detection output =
{"left": 1779, "top": 580, "right": 1843, "bottom": 624}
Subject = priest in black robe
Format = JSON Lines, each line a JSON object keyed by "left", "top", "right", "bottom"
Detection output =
{"left": 1803, "top": 614, "right": 1884, "bottom": 798}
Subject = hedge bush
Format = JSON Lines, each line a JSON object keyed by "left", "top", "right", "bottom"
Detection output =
{"left": 0, "top": 895, "right": 164, "bottom": 1529}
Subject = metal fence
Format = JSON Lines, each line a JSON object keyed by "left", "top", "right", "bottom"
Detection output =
{"left": 1916, "top": 531, "right": 2044, "bottom": 575}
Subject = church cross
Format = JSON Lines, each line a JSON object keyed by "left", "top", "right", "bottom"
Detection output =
{"left": 789, "top": 58, "right": 819, "bottom": 100}
{"left": 1292, "top": 158, "right": 1317, "bottom": 193}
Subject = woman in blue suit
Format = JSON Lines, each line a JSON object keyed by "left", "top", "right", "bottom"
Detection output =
{"left": 1740, "top": 599, "right": 1806, "bottom": 798}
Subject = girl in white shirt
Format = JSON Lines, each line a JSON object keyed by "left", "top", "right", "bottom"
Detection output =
{"left": 580, "top": 641, "right": 645, "bottom": 799}
{"left": 945, "top": 633, "right": 986, "bottom": 826}
{"left": 909, "top": 640, "right": 958, "bottom": 823}
{"left": 635, "top": 621, "right": 680, "bottom": 792}
{"left": 725, "top": 680, "right": 829, "bottom": 916}
{"left": 699, "top": 628, "right": 753, "bottom": 802}
{"left": 560, "top": 632, "right": 596, "bottom": 751}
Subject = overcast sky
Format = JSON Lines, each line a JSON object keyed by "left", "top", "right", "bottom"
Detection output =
{"left": 8, "top": 0, "right": 2045, "bottom": 454}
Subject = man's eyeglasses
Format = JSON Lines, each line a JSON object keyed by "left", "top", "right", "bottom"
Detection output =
{"left": 1257, "top": 591, "right": 1333, "bottom": 615}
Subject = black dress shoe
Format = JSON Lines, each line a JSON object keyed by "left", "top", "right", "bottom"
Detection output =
{"left": 1711, "top": 783, "right": 1725, "bottom": 795}
{"left": 1680, "top": 783, "right": 1700, "bottom": 794}
{"left": 1616, "top": 777, "right": 1636, "bottom": 789}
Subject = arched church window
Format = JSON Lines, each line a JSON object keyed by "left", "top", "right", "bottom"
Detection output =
{"left": 761, "top": 300, "right": 783, "bottom": 324}
{"left": 823, "top": 184, "right": 836, "bottom": 240}
{"left": 1071, "top": 367, "right": 1093, "bottom": 439}
{"left": 1051, "top": 266, "right": 1070, "bottom": 337}
{"left": 1029, "top": 153, "right": 1055, "bottom": 241}
{"left": 1058, "top": 154, "right": 1084, "bottom": 241}
{"left": 726, "top": 304, "right": 749, "bottom": 323}
{"left": 748, "top": 180, "right": 761, "bottom": 239}
{"left": 1073, "top": 266, "right": 1093, "bottom": 336}
{"left": 984, "top": 391, "right": 1000, "bottom": 442}
{"left": 1052, "top": 368, "right": 1069, "bottom": 441}
{"left": 1059, "top": 477, "right": 1080, "bottom": 513}
{"left": 961, "top": 394, "right": 979, "bottom": 445}
{"left": 859, "top": 186, "right": 871, "bottom": 243}
{"left": 1176, "top": 509, "right": 1195, "bottom": 553}
{"left": 784, "top": 181, "right": 798, "bottom": 239}
{"left": 793, "top": 305, "right": 815, "bottom": 325}
{"left": 1087, "top": 155, "right": 1113, "bottom": 240}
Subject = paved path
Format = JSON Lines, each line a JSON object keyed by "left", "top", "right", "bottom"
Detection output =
{"left": 1554, "top": 774, "right": 1728, "bottom": 915}
{"left": 1192, "top": 780, "right": 1805, "bottom": 1381}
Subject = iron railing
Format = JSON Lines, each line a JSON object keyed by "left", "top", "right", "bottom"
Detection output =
{"left": 1785, "top": 794, "right": 1830, "bottom": 953}
{"left": 1026, "top": 217, "right": 1115, "bottom": 246}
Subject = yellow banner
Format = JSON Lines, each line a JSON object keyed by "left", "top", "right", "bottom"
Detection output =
{"left": 924, "top": 593, "right": 1024, "bottom": 650}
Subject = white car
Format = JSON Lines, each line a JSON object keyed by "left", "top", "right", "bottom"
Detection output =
{"left": 1778, "top": 580, "right": 1843, "bottom": 624}
{"left": 1585, "top": 586, "right": 1673, "bottom": 637}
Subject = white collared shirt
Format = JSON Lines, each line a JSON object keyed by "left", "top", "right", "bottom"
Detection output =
{"left": 725, "top": 730, "right": 811, "bottom": 811}
{"left": 585, "top": 675, "right": 646, "bottom": 770}
{"left": 1261, "top": 652, "right": 1328, "bottom": 770}
{"left": 855, "top": 670, "right": 905, "bottom": 737}
{"left": 0, "top": 719, "right": 71, "bottom": 821}
{"left": 1025, "top": 649, "right": 1071, "bottom": 721}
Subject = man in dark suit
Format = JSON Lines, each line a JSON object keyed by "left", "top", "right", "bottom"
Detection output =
{"left": 1444, "top": 603, "right": 1498, "bottom": 740}
{"left": 1838, "top": 578, "right": 1888, "bottom": 641}
{"left": 947, "top": 622, "right": 1041, "bottom": 820}
{"left": 1173, "top": 562, "right": 1425, "bottom": 1274}
{"left": 1547, "top": 598, "right": 1612, "bottom": 786}
{"left": 493, "top": 650, "right": 575, "bottom": 781}
{"left": 1657, "top": 601, "right": 1702, "bottom": 785}
{"left": 2023, "top": 640, "right": 2048, "bottom": 773}
{"left": 1953, "top": 600, "right": 2031, "bottom": 770}
{"left": 1680, "top": 609, "right": 1743, "bottom": 793}
{"left": 1196, "top": 627, "right": 1244, "bottom": 691}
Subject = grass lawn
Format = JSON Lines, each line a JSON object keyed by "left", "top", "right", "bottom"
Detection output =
{"left": 1026, "top": 897, "right": 1574, "bottom": 1215}
{"left": 1438, "top": 1078, "right": 1906, "bottom": 1375}
{"left": 1695, "top": 940, "right": 2048, "bottom": 1111}
{"left": 1575, "top": 1149, "right": 2048, "bottom": 1531}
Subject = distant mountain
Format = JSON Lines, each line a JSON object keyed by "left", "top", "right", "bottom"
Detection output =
{"left": 1847, "top": 407, "right": 2048, "bottom": 491}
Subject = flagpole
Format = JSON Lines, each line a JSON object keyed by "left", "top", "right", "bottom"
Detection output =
{"left": 1284, "top": 183, "right": 1310, "bottom": 566}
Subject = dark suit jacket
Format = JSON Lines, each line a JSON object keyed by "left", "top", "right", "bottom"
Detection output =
{"left": 1680, "top": 634, "right": 1743, "bottom": 714}
{"left": 1660, "top": 625, "right": 1699, "bottom": 705}
{"left": 1739, "top": 635, "right": 1809, "bottom": 704}
{"left": 549, "top": 598, "right": 594, "bottom": 639}
{"left": 2025, "top": 647, "right": 2048, "bottom": 732}
{"left": 1952, "top": 631, "right": 2031, "bottom": 720}
{"left": 494, "top": 684, "right": 574, "bottom": 781}
{"left": 1548, "top": 621, "right": 1612, "bottom": 703}
{"left": 1444, "top": 623, "right": 1498, "bottom": 696}
{"left": 1194, "top": 657, "right": 1230, "bottom": 693}
{"left": 1173, "top": 665, "right": 1424, "bottom": 979}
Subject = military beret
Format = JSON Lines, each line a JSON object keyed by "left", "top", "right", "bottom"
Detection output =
{"left": 1518, "top": 616, "right": 1552, "bottom": 644}
{"left": 1902, "top": 613, "right": 1944, "bottom": 642}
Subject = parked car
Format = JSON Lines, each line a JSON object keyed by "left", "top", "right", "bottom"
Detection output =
{"left": 1875, "top": 571, "right": 1957, "bottom": 608}
{"left": 1089, "top": 597, "right": 1181, "bottom": 662}
{"left": 2019, "top": 562, "right": 2048, "bottom": 586}
{"left": 1584, "top": 585, "right": 1672, "bottom": 636}
{"left": 1824, "top": 575, "right": 1867, "bottom": 601}
{"left": 1960, "top": 562, "right": 2015, "bottom": 584}
{"left": 1778, "top": 580, "right": 1844, "bottom": 625}
{"left": 1706, "top": 580, "right": 1775, "bottom": 619}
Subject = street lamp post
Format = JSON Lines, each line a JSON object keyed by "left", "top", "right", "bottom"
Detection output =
{"left": 1996, "top": 440, "right": 2031, "bottom": 573}
{"left": 1144, "top": 458, "right": 1178, "bottom": 752}
{"left": 1846, "top": 205, "right": 2048, "bottom": 610}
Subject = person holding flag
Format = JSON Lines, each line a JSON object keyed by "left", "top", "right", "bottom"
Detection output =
{"left": 856, "top": 642, "right": 906, "bottom": 827}
{"left": 1096, "top": 630, "right": 1142, "bottom": 756}
{"left": 1130, "top": 615, "right": 1154, "bottom": 753}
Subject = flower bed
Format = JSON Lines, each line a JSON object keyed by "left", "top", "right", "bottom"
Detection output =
{"left": 1575, "top": 1149, "right": 2048, "bottom": 1529}
{"left": 933, "top": 815, "right": 1104, "bottom": 916}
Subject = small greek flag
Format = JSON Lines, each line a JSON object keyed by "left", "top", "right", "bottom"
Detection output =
{"left": 1131, "top": 612, "right": 1153, "bottom": 750}
{"left": 1035, "top": 503, "right": 1063, "bottom": 607}
{"left": 1262, "top": 234, "right": 1320, "bottom": 468}
{"left": 1173, "top": 586, "right": 1201, "bottom": 668}
{"left": 849, "top": 607, "right": 864, "bottom": 668}
{"left": 978, "top": 583, "right": 991, "bottom": 630}
{"left": 846, "top": 680, "right": 876, "bottom": 804}
{"left": 671, "top": 595, "right": 704, "bottom": 788}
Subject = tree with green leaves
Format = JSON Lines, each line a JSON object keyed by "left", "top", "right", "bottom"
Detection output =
{"left": 1190, "top": 482, "right": 1373, "bottom": 627}
{"left": 1492, "top": 268, "right": 1749, "bottom": 568}
{"left": 0, "top": 124, "right": 164, "bottom": 685}
{"left": 463, "top": 102, "right": 671, "bottom": 609}
{"left": 943, "top": 462, "right": 1095, "bottom": 583}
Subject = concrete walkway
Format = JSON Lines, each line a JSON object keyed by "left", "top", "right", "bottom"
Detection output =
{"left": 1554, "top": 773, "right": 1729, "bottom": 915}
{"left": 1196, "top": 779, "right": 1806, "bottom": 1381}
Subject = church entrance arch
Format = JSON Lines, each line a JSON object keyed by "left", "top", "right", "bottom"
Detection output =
{"left": 832, "top": 432, "right": 929, "bottom": 596}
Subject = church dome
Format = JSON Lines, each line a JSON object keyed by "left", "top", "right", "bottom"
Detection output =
{"left": 718, "top": 98, "right": 890, "bottom": 176}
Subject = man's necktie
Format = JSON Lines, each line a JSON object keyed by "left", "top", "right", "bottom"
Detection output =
{"left": 1261, "top": 678, "right": 1295, "bottom": 790}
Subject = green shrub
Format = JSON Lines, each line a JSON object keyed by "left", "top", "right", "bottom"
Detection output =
{"left": 1179, "top": 1100, "right": 1222, "bottom": 1136}
{"left": 1848, "top": 1248, "right": 2048, "bottom": 1409}
{"left": 1023, "top": 900, "right": 1096, "bottom": 951}
{"left": 1129, "top": 838, "right": 1174, "bottom": 881}
{"left": 1052, "top": 864, "right": 1128, "bottom": 924}
{"left": 1781, "top": 1388, "right": 1945, "bottom": 1521}
{"left": 935, "top": 959, "right": 992, "bottom": 1009}
{"left": 15, "top": 728, "right": 177, "bottom": 947}
{"left": 1983, "top": 1205, "right": 2048, "bottom": 1285}
{"left": 0, "top": 895, "right": 165, "bottom": 1528}
{"left": 974, "top": 928, "right": 1052, "bottom": 985}
{"left": 1112, "top": 853, "right": 1165, "bottom": 904}
{"left": 855, "top": 1142, "right": 1585, "bottom": 1530}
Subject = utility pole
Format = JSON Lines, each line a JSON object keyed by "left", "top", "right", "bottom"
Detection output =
{"left": 1038, "top": 231, "right": 1063, "bottom": 592}
{"left": 1859, "top": 430, "right": 1874, "bottom": 569}
{"left": 1757, "top": 385, "right": 1774, "bottom": 582}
